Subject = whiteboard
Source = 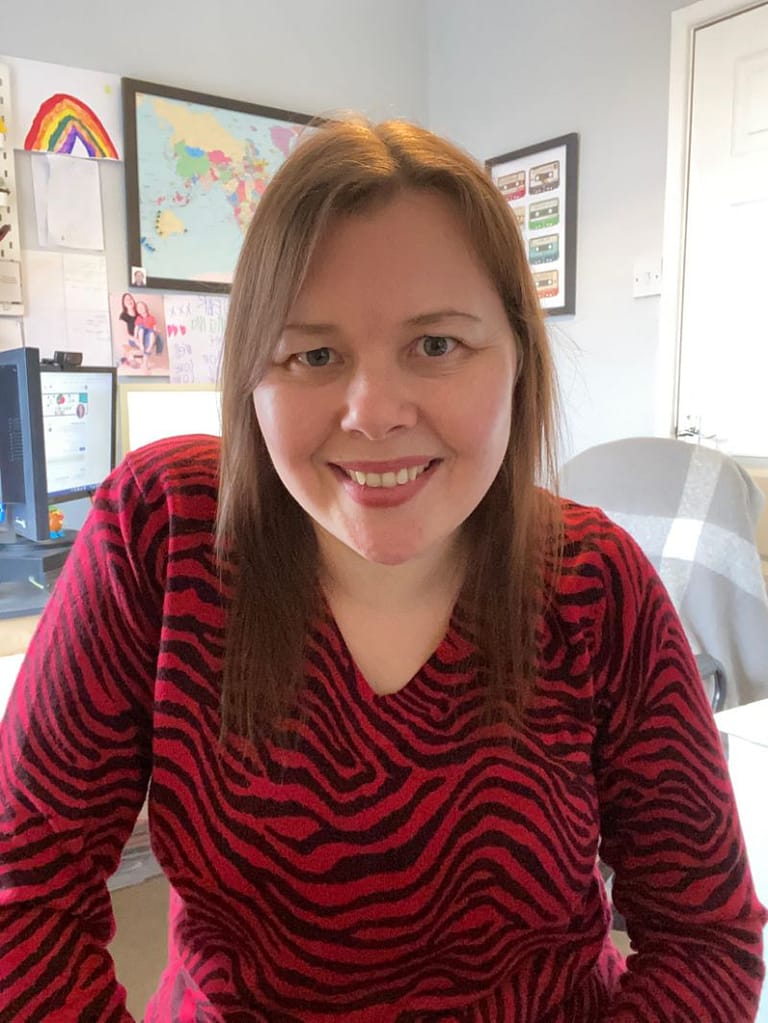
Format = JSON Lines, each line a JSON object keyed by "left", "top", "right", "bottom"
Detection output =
{"left": 119, "top": 383, "right": 222, "bottom": 455}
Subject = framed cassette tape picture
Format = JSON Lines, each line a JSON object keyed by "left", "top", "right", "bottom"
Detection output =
{"left": 487, "top": 133, "right": 578, "bottom": 315}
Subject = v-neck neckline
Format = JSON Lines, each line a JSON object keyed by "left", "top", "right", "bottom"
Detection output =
{"left": 322, "top": 604, "right": 471, "bottom": 703}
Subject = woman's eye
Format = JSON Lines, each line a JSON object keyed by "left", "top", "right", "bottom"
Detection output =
{"left": 419, "top": 335, "right": 457, "bottom": 357}
{"left": 296, "top": 347, "right": 337, "bottom": 367}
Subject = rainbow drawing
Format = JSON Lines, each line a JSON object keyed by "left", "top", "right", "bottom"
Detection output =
{"left": 24, "top": 93, "right": 119, "bottom": 159}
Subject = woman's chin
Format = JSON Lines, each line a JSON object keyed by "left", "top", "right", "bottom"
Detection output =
{"left": 314, "top": 517, "right": 461, "bottom": 572}
{"left": 345, "top": 529, "right": 454, "bottom": 570}
{"left": 359, "top": 547, "right": 419, "bottom": 567}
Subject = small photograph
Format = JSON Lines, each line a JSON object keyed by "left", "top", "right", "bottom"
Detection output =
{"left": 131, "top": 266, "right": 147, "bottom": 287}
{"left": 110, "top": 291, "right": 169, "bottom": 376}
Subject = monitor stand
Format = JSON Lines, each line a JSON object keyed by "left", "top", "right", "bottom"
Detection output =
{"left": 0, "top": 530, "right": 77, "bottom": 618}
{"left": 0, "top": 578, "right": 51, "bottom": 619}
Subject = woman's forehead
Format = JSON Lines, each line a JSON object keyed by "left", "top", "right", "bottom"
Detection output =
{"left": 292, "top": 191, "right": 496, "bottom": 314}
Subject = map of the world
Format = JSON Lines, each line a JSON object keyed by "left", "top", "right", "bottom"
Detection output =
{"left": 134, "top": 90, "right": 309, "bottom": 287}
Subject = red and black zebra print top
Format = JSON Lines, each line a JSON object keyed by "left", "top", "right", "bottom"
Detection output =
{"left": 1, "top": 435, "right": 765, "bottom": 1022}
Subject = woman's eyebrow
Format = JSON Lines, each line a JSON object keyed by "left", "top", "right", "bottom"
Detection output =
{"left": 282, "top": 322, "right": 336, "bottom": 336}
{"left": 282, "top": 309, "right": 482, "bottom": 336}
{"left": 403, "top": 309, "right": 482, "bottom": 328}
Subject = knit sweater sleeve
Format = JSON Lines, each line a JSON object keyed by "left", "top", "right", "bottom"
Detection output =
{"left": 0, "top": 454, "right": 165, "bottom": 1022}
{"left": 587, "top": 514, "right": 767, "bottom": 1021}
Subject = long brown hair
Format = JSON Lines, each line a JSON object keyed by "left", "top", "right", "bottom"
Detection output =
{"left": 217, "top": 117, "right": 561, "bottom": 741}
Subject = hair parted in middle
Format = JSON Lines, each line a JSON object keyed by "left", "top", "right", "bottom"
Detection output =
{"left": 216, "top": 115, "right": 561, "bottom": 741}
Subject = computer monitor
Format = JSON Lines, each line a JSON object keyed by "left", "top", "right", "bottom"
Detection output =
{"left": 40, "top": 364, "right": 117, "bottom": 504}
{"left": 0, "top": 347, "right": 117, "bottom": 546}
{"left": 0, "top": 347, "right": 49, "bottom": 543}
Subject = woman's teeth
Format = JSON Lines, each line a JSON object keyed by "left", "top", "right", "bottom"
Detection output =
{"left": 345, "top": 463, "right": 430, "bottom": 488}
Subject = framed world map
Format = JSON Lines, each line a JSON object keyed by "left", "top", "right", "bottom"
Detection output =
{"left": 122, "top": 78, "right": 316, "bottom": 293}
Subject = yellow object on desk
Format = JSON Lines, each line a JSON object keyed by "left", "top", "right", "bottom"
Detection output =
{"left": 0, "top": 614, "right": 39, "bottom": 658}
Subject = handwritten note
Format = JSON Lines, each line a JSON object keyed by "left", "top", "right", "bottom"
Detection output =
{"left": 32, "top": 153, "right": 105, "bottom": 249}
{"left": 163, "top": 294, "right": 228, "bottom": 384}
{"left": 22, "top": 250, "right": 111, "bottom": 364}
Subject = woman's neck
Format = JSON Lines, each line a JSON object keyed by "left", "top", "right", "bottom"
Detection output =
{"left": 316, "top": 528, "right": 466, "bottom": 614}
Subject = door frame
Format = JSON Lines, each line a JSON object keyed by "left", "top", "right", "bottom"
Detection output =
{"left": 657, "top": 0, "right": 768, "bottom": 437}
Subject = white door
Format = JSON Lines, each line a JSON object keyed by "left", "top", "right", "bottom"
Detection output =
{"left": 677, "top": 2, "right": 768, "bottom": 456}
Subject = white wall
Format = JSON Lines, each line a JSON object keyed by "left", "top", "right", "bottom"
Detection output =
{"left": 3, "top": 0, "right": 428, "bottom": 123}
{"left": 426, "top": 0, "right": 698, "bottom": 459}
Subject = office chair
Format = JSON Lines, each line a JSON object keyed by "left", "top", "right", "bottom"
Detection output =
{"left": 559, "top": 437, "right": 768, "bottom": 711}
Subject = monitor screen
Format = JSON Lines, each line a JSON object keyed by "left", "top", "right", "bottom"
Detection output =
{"left": 40, "top": 367, "right": 117, "bottom": 503}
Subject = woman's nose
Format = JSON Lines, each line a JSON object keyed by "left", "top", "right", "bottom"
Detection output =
{"left": 339, "top": 366, "right": 418, "bottom": 439}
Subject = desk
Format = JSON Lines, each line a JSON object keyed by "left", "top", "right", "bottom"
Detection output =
{"left": 0, "top": 577, "right": 53, "bottom": 622}
{"left": 715, "top": 702, "right": 768, "bottom": 1023}
{"left": 725, "top": 735, "right": 768, "bottom": 1022}
{"left": 0, "top": 613, "right": 38, "bottom": 657}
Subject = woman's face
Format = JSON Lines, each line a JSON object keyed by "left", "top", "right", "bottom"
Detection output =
{"left": 123, "top": 294, "right": 136, "bottom": 313}
{"left": 252, "top": 189, "right": 517, "bottom": 568}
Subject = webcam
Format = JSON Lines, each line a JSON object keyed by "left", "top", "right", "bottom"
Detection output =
{"left": 40, "top": 351, "right": 84, "bottom": 369}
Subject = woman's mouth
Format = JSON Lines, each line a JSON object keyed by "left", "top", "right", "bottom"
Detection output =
{"left": 330, "top": 458, "right": 441, "bottom": 505}
{"left": 339, "top": 461, "right": 434, "bottom": 489}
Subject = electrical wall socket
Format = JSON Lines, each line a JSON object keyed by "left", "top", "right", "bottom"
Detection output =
{"left": 633, "top": 260, "right": 662, "bottom": 298}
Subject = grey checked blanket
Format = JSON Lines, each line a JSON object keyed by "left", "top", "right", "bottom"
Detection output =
{"left": 559, "top": 437, "right": 768, "bottom": 708}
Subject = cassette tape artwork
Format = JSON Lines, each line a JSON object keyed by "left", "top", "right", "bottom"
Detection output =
{"left": 497, "top": 169, "right": 526, "bottom": 202}
{"left": 511, "top": 206, "right": 526, "bottom": 231}
{"left": 529, "top": 160, "right": 560, "bottom": 194}
{"left": 533, "top": 269, "right": 559, "bottom": 301}
{"left": 529, "top": 234, "right": 559, "bottom": 265}
{"left": 528, "top": 197, "right": 559, "bottom": 231}
{"left": 486, "top": 133, "right": 578, "bottom": 315}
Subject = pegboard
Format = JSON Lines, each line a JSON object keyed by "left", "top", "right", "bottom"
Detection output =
{"left": 0, "top": 61, "right": 24, "bottom": 317}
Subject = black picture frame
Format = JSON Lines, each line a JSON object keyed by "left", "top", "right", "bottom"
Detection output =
{"left": 486, "top": 133, "right": 579, "bottom": 316}
{"left": 122, "top": 78, "right": 316, "bottom": 293}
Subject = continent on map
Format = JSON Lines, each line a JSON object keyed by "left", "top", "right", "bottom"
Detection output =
{"left": 138, "top": 94, "right": 309, "bottom": 282}
{"left": 151, "top": 99, "right": 270, "bottom": 234}
{"left": 173, "top": 142, "right": 210, "bottom": 180}
{"left": 271, "top": 125, "right": 301, "bottom": 159}
{"left": 156, "top": 209, "right": 186, "bottom": 238}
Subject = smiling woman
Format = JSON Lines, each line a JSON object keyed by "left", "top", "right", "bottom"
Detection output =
{"left": 252, "top": 190, "right": 517, "bottom": 574}
{"left": 219, "top": 118, "right": 557, "bottom": 736}
{"left": 0, "top": 116, "right": 765, "bottom": 1023}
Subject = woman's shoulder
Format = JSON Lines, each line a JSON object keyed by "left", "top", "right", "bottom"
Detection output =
{"left": 556, "top": 495, "right": 652, "bottom": 585}
{"left": 559, "top": 495, "right": 629, "bottom": 542}
{"left": 82, "top": 437, "right": 221, "bottom": 592}
{"left": 123, "top": 433, "right": 220, "bottom": 488}
{"left": 104, "top": 435, "right": 221, "bottom": 531}
{"left": 545, "top": 497, "right": 658, "bottom": 638}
